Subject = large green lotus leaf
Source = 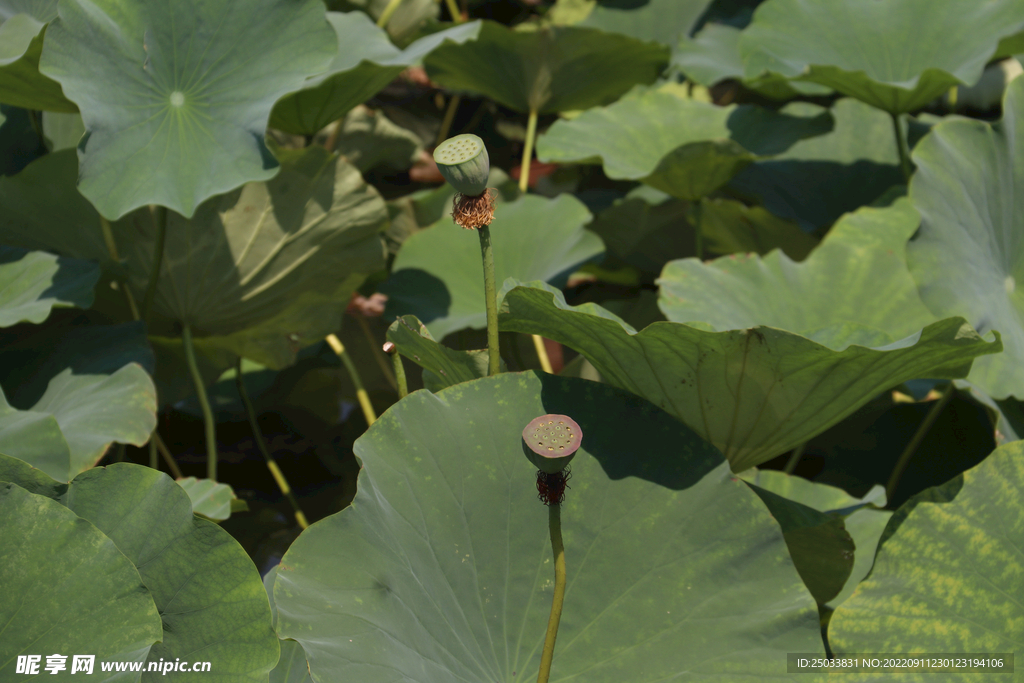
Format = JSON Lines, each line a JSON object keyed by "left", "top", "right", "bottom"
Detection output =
{"left": 698, "top": 197, "right": 817, "bottom": 261}
{"left": 271, "top": 640, "right": 313, "bottom": 683}
{"left": 498, "top": 281, "right": 1000, "bottom": 471}
{"left": 0, "top": 458, "right": 279, "bottom": 682}
{"left": 0, "top": 2, "right": 77, "bottom": 112}
{"left": 536, "top": 85, "right": 832, "bottom": 199}
{"left": 0, "top": 321, "right": 156, "bottom": 479}
{"left": 0, "top": 481, "right": 162, "bottom": 680}
{"left": 658, "top": 198, "right": 936, "bottom": 345}
{"left": 271, "top": 13, "right": 480, "bottom": 135}
{"left": 0, "top": 386, "right": 70, "bottom": 481}
{"left": 122, "top": 146, "right": 385, "bottom": 368}
{"left": 37, "top": 0, "right": 337, "bottom": 219}
{"left": 828, "top": 441, "right": 1024, "bottom": 676}
{"left": 586, "top": 186, "right": 695, "bottom": 273}
{"left": 728, "top": 99, "right": 905, "bottom": 231}
{"left": 0, "top": 245, "right": 98, "bottom": 327}
{"left": 381, "top": 193, "right": 603, "bottom": 340}
{"left": 273, "top": 371, "right": 825, "bottom": 682}
{"left": 740, "top": 469, "right": 891, "bottom": 609}
{"left": 327, "top": 105, "right": 421, "bottom": 173}
{"left": 0, "top": 148, "right": 387, "bottom": 368}
{"left": 578, "top": 0, "right": 712, "bottom": 47}
{"left": 907, "top": 76, "right": 1024, "bottom": 400}
{"left": 424, "top": 20, "right": 668, "bottom": 114}
{"left": 672, "top": 22, "right": 831, "bottom": 99}
{"left": 739, "top": 0, "right": 1024, "bottom": 114}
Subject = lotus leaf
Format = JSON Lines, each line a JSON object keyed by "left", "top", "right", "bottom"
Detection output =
{"left": 828, "top": 441, "right": 1024, "bottom": 676}
{"left": 271, "top": 14, "right": 481, "bottom": 135}
{"left": 0, "top": 1, "right": 76, "bottom": 111}
{"left": 381, "top": 193, "right": 603, "bottom": 340}
{"left": 739, "top": 0, "right": 1024, "bottom": 114}
{"left": 0, "top": 455, "right": 279, "bottom": 683}
{"left": 424, "top": 20, "right": 669, "bottom": 114}
{"left": 273, "top": 372, "right": 825, "bottom": 682}
{"left": 657, "top": 198, "right": 936, "bottom": 344}
{"left": 38, "top": 0, "right": 337, "bottom": 218}
{"left": 0, "top": 245, "right": 97, "bottom": 327}
{"left": 498, "top": 281, "right": 999, "bottom": 471}
{"left": 728, "top": 99, "right": 906, "bottom": 230}
{"left": 907, "top": 75, "right": 1024, "bottom": 399}
{"left": 537, "top": 84, "right": 832, "bottom": 200}
{"left": 578, "top": 0, "right": 712, "bottom": 47}
{"left": 0, "top": 481, "right": 163, "bottom": 679}
{"left": 0, "top": 322, "right": 156, "bottom": 480}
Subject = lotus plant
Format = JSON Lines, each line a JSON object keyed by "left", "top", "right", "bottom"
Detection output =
{"left": 434, "top": 134, "right": 500, "bottom": 374}
{"left": 522, "top": 414, "right": 583, "bottom": 683}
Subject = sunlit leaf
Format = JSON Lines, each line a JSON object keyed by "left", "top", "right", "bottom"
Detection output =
{"left": 38, "top": 0, "right": 337, "bottom": 218}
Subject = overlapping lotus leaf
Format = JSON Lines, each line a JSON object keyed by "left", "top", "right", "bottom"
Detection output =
{"left": 0, "top": 147, "right": 387, "bottom": 369}
{"left": 273, "top": 371, "right": 825, "bottom": 682}
{"left": 0, "top": 322, "right": 156, "bottom": 480}
{"left": 728, "top": 99, "right": 906, "bottom": 230}
{"left": 498, "top": 281, "right": 999, "bottom": 471}
{"left": 740, "top": 469, "right": 891, "bottom": 609}
{"left": 424, "top": 20, "right": 669, "bottom": 114}
{"left": 271, "top": 13, "right": 481, "bottom": 135}
{"left": 0, "top": 481, "right": 163, "bottom": 680}
{"left": 0, "top": 1, "right": 76, "bottom": 111}
{"left": 577, "top": 0, "right": 711, "bottom": 47}
{"left": 381, "top": 193, "right": 603, "bottom": 340}
{"left": 38, "top": 0, "right": 337, "bottom": 218}
{"left": 739, "top": 0, "right": 1024, "bottom": 114}
{"left": 0, "top": 245, "right": 97, "bottom": 327}
{"left": 907, "top": 75, "right": 1024, "bottom": 399}
{"left": 0, "top": 455, "right": 280, "bottom": 683}
{"left": 176, "top": 476, "right": 239, "bottom": 521}
{"left": 537, "top": 84, "right": 832, "bottom": 200}
{"left": 657, "top": 198, "right": 936, "bottom": 345}
{"left": 385, "top": 314, "right": 500, "bottom": 391}
{"left": 828, "top": 441, "right": 1024, "bottom": 678}
{"left": 672, "top": 22, "right": 830, "bottom": 99}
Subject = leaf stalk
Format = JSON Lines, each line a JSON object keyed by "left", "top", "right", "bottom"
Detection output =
{"left": 537, "top": 502, "right": 566, "bottom": 683}
{"left": 182, "top": 323, "right": 218, "bottom": 480}
{"left": 478, "top": 224, "right": 501, "bottom": 375}
{"left": 519, "top": 108, "right": 539, "bottom": 193}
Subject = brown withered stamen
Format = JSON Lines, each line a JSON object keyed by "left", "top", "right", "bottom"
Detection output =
{"left": 452, "top": 188, "right": 496, "bottom": 230}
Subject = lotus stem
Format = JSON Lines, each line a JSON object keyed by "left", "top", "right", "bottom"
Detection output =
{"left": 384, "top": 342, "right": 408, "bottom": 399}
{"left": 886, "top": 384, "right": 955, "bottom": 501}
{"left": 783, "top": 442, "right": 806, "bottom": 475}
{"left": 182, "top": 323, "right": 217, "bottom": 481}
{"left": 99, "top": 216, "right": 140, "bottom": 320}
{"left": 436, "top": 95, "right": 462, "bottom": 146}
{"left": 891, "top": 112, "right": 912, "bottom": 182}
{"left": 326, "top": 333, "right": 377, "bottom": 425}
{"left": 235, "top": 358, "right": 309, "bottom": 529}
{"left": 357, "top": 315, "right": 398, "bottom": 392}
{"left": 537, "top": 502, "right": 566, "bottom": 683}
{"left": 478, "top": 224, "right": 501, "bottom": 375}
{"left": 141, "top": 205, "right": 168, "bottom": 322}
{"left": 376, "top": 0, "right": 404, "bottom": 27}
{"left": 149, "top": 437, "right": 158, "bottom": 469}
{"left": 443, "top": 0, "right": 462, "bottom": 22}
{"left": 532, "top": 335, "right": 553, "bottom": 373}
{"left": 152, "top": 431, "right": 184, "bottom": 479}
{"left": 519, "top": 108, "right": 539, "bottom": 193}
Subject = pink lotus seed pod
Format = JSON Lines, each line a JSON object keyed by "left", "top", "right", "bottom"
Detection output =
{"left": 522, "top": 414, "right": 582, "bottom": 474}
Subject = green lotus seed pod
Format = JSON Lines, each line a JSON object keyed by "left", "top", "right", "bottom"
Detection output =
{"left": 433, "top": 134, "right": 489, "bottom": 196}
{"left": 522, "top": 414, "right": 582, "bottom": 474}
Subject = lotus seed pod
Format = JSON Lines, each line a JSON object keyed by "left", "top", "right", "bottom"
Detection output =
{"left": 522, "top": 414, "right": 582, "bottom": 474}
{"left": 433, "top": 134, "right": 489, "bottom": 197}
